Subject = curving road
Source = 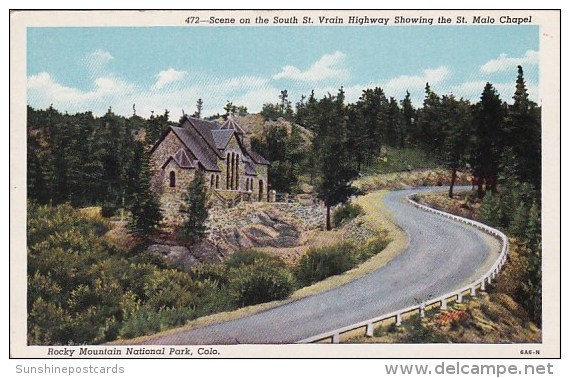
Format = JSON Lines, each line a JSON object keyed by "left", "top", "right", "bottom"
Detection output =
{"left": 137, "top": 186, "right": 499, "bottom": 345}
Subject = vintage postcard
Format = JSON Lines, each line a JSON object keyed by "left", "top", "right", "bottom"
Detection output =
{"left": 10, "top": 9, "right": 560, "bottom": 359}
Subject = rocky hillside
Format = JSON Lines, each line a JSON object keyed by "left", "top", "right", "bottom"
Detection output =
{"left": 142, "top": 200, "right": 328, "bottom": 271}
{"left": 234, "top": 114, "right": 312, "bottom": 146}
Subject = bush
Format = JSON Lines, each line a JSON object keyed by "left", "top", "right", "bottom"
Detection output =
{"left": 192, "top": 263, "right": 230, "bottom": 287}
{"left": 358, "top": 236, "right": 390, "bottom": 261}
{"left": 228, "top": 258, "right": 295, "bottom": 307}
{"left": 225, "top": 249, "right": 282, "bottom": 269}
{"left": 333, "top": 202, "right": 363, "bottom": 228}
{"left": 295, "top": 242, "right": 359, "bottom": 286}
{"left": 402, "top": 315, "right": 448, "bottom": 343}
{"left": 118, "top": 306, "right": 196, "bottom": 339}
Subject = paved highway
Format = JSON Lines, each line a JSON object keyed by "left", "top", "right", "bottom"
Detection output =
{"left": 138, "top": 187, "right": 498, "bottom": 344}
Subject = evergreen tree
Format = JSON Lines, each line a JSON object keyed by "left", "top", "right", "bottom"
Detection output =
{"left": 351, "top": 87, "right": 389, "bottom": 167}
{"left": 439, "top": 95, "right": 472, "bottom": 197}
{"left": 506, "top": 65, "right": 541, "bottom": 189}
{"left": 193, "top": 98, "right": 204, "bottom": 119}
{"left": 347, "top": 105, "right": 368, "bottom": 171}
{"left": 479, "top": 192, "right": 502, "bottom": 228}
{"left": 128, "top": 150, "right": 162, "bottom": 236}
{"left": 146, "top": 110, "right": 169, "bottom": 145}
{"left": 260, "top": 103, "right": 282, "bottom": 121}
{"left": 400, "top": 91, "right": 417, "bottom": 147}
{"left": 27, "top": 135, "right": 48, "bottom": 204}
{"left": 310, "top": 88, "right": 359, "bottom": 230}
{"left": 180, "top": 171, "right": 210, "bottom": 243}
{"left": 417, "top": 83, "right": 443, "bottom": 155}
{"left": 386, "top": 97, "right": 403, "bottom": 147}
{"left": 524, "top": 199, "right": 542, "bottom": 325}
{"left": 470, "top": 83, "right": 506, "bottom": 197}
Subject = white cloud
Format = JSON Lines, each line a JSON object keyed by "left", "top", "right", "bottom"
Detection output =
{"left": 383, "top": 66, "right": 450, "bottom": 96}
{"left": 480, "top": 50, "right": 539, "bottom": 73}
{"left": 28, "top": 72, "right": 134, "bottom": 114}
{"left": 89, "top": 49, "right": 114, "bottom": 65}
{"left": 153, "top": 68, "right": 188, "bottom": 90}
{"left": 273, "top": 51, "right": 349, "bottom": 82}
{"left": 27, "top": 70, "right": 279, "bottom": 118}
{"left": 84, "top": 49, "right": 115, "bottom": 75}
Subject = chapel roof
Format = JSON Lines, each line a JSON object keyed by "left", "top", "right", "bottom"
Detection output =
{"left": 151, "top": 115, "right": 269, "bottom": 171}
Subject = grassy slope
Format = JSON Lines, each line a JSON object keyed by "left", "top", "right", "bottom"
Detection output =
{"left": 347, "top": 189, "right": 541, "bottom": 344}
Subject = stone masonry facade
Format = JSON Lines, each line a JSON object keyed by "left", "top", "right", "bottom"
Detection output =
{"left": 149, "top": 115, "right": 270, "bottom": 224}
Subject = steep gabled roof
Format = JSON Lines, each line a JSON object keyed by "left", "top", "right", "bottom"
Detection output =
{"left": 170, "top": 126, "right": 220, "bottom": 171}
{"left": 150, "top": 115, "right": 268, "bottom": 172}
{"left": 184, "top": 116, "right": 223, "bottom": 158}
{"left": 161, "top": 150, "right": 197, "bottom": 169}
{"left": 244, "top": 161, "right": 257, "bottom": 176}
{"left": 220, "top": 117, "right": 245, "bottom": 135}
{"left": 172, "top": 148, "right": 196, "bottom": 168}
{"left": 246, "top": 148, "right": 270, "bottom": 165}
{"left": 211, "top": 129, "right": 235, "bottom": 149}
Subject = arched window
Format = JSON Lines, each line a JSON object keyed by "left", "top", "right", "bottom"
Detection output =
{"left": 231, "top": 152, "right": 235, "bottom": 189}
{"left": 215, "top": 175, "right": 219, "bottom": 189}
{"left": 236, "top": 155, "right": 240, "bottom": 190}
{"left": 211, "top": 174, "right": 215, "bottom": 187}
{"left": 169, "top": 171, "right": 176, "bottom": 188}
{"left": 226, "top": 153, "right": 230, "bottom": 189}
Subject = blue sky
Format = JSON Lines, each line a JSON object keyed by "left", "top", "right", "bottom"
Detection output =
{"left": 27, "top": 26, "right": 539, "bottom": 117}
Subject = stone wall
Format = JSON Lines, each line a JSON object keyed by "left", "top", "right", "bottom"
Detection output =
{"left": 150, "top": 131, "right": 190, "bottom": 191}
{"left": 206, "top": 201, "right": 325, "bottom": 234}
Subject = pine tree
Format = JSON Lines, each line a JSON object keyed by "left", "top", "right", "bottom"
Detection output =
{"left": 479, "top": 192, "right": 502, "bottom": 228}
{"left": 400, "top": 91, "right": 417, "bottom": 147}
{"left": 179, "top": 171, "right": 210, "bottom": 243}
{"left": 417, "top": 83, "right": 443, "bottom": 154}
{"left": 470, "top": 83, "right": 506, "bottom": 197}
{"left": 128, "top": 150, "right": 162, "bottom": 237}
{"left": 193, "top": 99, "right": 204, "bottom": 119}
{"left": 311, "top": 88, "right": 359, "bottom": 230}
{"left": 509, "top": 201, "right": 529, "bottom": 239}
{"left": 351, "top": 87, "right": 389, "bottom": 167}
{"left": 27, "top": 135, "right": 48, "bottom": 204}
{"left": 524, "top": 199, "right": 542, "bottom": 325}
{"left": 507, "top": 65, "right": 541, "bottom": 189}
{"left": 439, "top": 95, "right": 472, "bottom": 197}
{"left": 386, "top": 97, "right": 403, "bottom": 147}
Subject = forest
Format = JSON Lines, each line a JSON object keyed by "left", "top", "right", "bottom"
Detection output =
{"left": 26, "top": 65, "right": 542, "bottom": 344}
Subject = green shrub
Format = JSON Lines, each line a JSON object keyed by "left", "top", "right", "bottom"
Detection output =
{"left": 332, "top": 203, "right": 363, "bottom": 228}
{"left": 295, "top": 242, "right": 359, "bottom": 286}
{"left": 358, "top": 236, "right": 390, "bottom": 261}
{"left": 228, "top": 258, "right": 295, "bottom": 307}
{"left": 402, "top": 315, "right": 448, "bottom": 343}
{"left": 225, "top": 249, "right": 282, "bottom": 269}
{"left": 192, "top": 263, "right": 230, "bottom": 287}
{"left": 118, "top": 306, "right": 196, "bottom": 339}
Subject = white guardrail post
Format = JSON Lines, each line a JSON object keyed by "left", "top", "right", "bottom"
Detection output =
{"left": 296, "top": 191, "right": 510, "bottom": 344}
